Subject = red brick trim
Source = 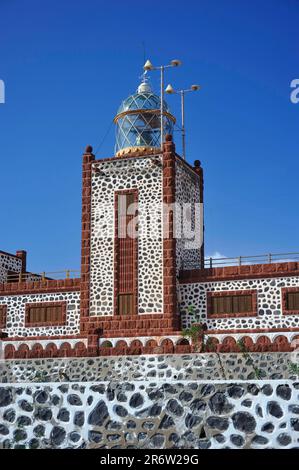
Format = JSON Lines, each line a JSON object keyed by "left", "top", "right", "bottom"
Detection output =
{"left": 0, "top": 278, "right": 80, "bottom": 296}
{"left": 0, "top": 305, "right": 7, "bottom": 329}
{"left": 16, "top": 250, "right": 27, "bottom": 273}
{"left": 193, "top": 161, "right": 204, "bottom": 269}
{"left": 162, "top": 135, "right": 178, "bottom": 330}
{"left": 2, "top": 334, "right": 86, "bottom": 342}
{"left": 207, "top": 290, "right": 258, "bottom": 318}
{"left": 206, "top": 326, "right": 299, "bottom": 335}
{"left": 92, "top": 152, "right": 162, "bottom": 166}
{"left": 180, "top": 262, "right": 299, "bottom": 283}
{"left": 282, "top": 287, "right": 299, "bottom": 315}
{"left": 80, "top": 148, "right": 95, "bottom": 335}
{"left": 25, "top": 301, "right": 67, "bottom": 327}
{"left": 114, "top": 189, "right": 138, "bottom": 316}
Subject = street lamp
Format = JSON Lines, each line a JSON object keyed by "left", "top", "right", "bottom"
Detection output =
{"left": 165, "top": 83, "right": 200, "bottom": 160}
{"left": 143, "top": 59, "right": 182, "bottom": 148}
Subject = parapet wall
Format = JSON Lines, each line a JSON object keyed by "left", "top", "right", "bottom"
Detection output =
{"left": 0, "top": 379, "right": 298, "bottom": 449}
{"left": 0, "top": 352, "right": 297, "bottom": 383}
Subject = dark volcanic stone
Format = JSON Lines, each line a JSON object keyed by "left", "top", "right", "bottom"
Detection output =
{"left": 14, "top": 429, "right": 27, "bottom": 442}
{"left": 3, "top": 408, "right": 16, "bottom": 423}
{"left": 29, "top": 439, "right": 39, "bottom": 449}
{"left": 200, "top": 384, "right": 215, "bottom": 396}
{"left": 74, "top": 411, "right": 85, "bottom": 426}
{"left": 169, "top": 433, "right": 180, "bottom": 443}
{"left": 167, "top": 399, "right": 184, "bottom": 417}
{"left": 149, "top": 404, "right": 162, "bottom": 416}
{"left": 289, "top": 405, "right": 299, "bottom": 414}
{"left": 207, "top": 416, "right": 229, "bottom": 431}
{"left": 0, "top": 424, "right": 9, "bottom": 435}
{"left": 69, "top": 432, "right": 81, "bottom": 442}
{"left": 262, "top": 384, "right": 273, "bottom": 396}
{"left": 150, "top": 433, "right": 165, "bottom": 448}
{"left": 35, "top": 407, "right": 52, "bottom": 421}
{"left": 19, "top": 400, "right": 33, "bottom": 412}
{"left": 247, "top": 384, "right": 259, "bottom": 395}
{"left": 209, "top": 392, "right": 233, "bottom": 414}
{"left": 33, "top": 425, "right": 45, "bottom": 437}
{"left": 232, "top": 412, "right": 256, "bottom": 432}
{"left": 90, "top": 385, "right": 105, "bottom": 394}
{"left": 88, "top": 431, "right": 102, "bottom": 443}
{"left": 179, "top": 391, "right": 193, "bottom": 402}
{"left": 185, "top": 413, "right": 202, "bottom": 429}
{"left": 57, "top": 408, "right": 70, "bottom": 422}
{"left": 228, "top": 385, "right": 245, "bottom": 399}
{"left": 159, "top": 414, "right": 175, "bottom": 429}
{"left": 126, "top": 420, "right": 136, "bottom": 429}
{"left": 17, "top": 415, "right": 31, "bottom": 427}
{"left": 267, "top": 401, "right": 283, "bottom": 419}
{"left": 114, "top": 405, "right": 128, "bottom": 418}
{"left": 67, "top": 394, "right": 82, "bottom": 406}
{"left": 50, "top": 426, "right": 66, "bottom": 446}
{"left": 198, "top": 439, "right": 211, "bottom": 449}
{"left": 88, "top": 401, "right": 109, "bottom": 426}
{"left": 0, "top": 388, "right": 13, "bottom": 407}
{"left": 276, "top": 384, "right": 291, "bottom": 401}
{"left": 35, "top": 390, "right": 48, "bottom": 404}
{"left": 241, "top": 399, "right": 252, "bottom": 408}
{"left": 252, "top": 435, "right": 268, "bottom": 445}
{"left": 190, "top": 399, "right": 206, "bottom": 413}
{"left": 261, "top": 422, "right": 274, "bottom": 433}
{"left": 129, "top": 393, "right": 144, "bottom": 408}
{"left": 291, "top": 418, "right": 299, "bottom": 431}
{"left": 277, "top": 433, "right": 291, "bottom": 446}
{"left": 230, "top": 434, "right": 244, "bottom": 447}
{"left": 214, "top": 434, "right": 225, "bottom": 443}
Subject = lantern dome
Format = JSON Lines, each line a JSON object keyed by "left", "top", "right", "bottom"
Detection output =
{"left": 114, "top": 78, "right": 175, "bottom": 156}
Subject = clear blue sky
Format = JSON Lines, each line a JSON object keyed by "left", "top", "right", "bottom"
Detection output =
{"left": 0, "top": 0, "right": 298, "bottom": 273}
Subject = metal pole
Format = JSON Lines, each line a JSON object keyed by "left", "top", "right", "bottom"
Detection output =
{"left": 160, "top": 66, "right": 164, "bottom": 149}
{"left": 181, "top": 90, "right": 186, "bottom": 159}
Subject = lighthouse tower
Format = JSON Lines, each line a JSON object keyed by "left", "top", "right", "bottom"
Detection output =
{"left": 80, "top": 77, "right": 204, "bottom": 349}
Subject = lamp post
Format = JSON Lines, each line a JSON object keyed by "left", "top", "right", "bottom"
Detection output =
{"left": 143, "top": 59, "right": 182, "bottom": 149}
{"left": 165, "top": 83, "right": 200, "bottom": 160}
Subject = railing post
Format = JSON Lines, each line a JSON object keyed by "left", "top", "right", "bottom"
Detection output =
{"left": 42, "top": 272, "right": 45, "bottom": 281}
{"left": 268, "top": 253, "right": 272, "bottom": 264}
{"left": 209, "top": 257, "right": 212, "bottom": 268}
{"left": 238, "top": 256, "right": 242, "bottom": 266}
{"left": 19, "top": 272, "right": 22, "bottom": 282}
{"left": 66, "top": 270, "right": 70, "bottom": 279}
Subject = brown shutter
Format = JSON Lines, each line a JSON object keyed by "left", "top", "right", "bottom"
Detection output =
{"left": 116, "top": 192, "right": 137, "bottom": 316}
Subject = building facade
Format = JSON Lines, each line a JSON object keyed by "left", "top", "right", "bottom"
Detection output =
{"left": 1, "top": 79, "right": 299, "bottom": 359}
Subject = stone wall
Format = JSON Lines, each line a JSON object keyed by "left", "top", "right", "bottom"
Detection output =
{"left": 179, "top": 275, "right": 299, "bottom": 331}
{"left": 0, "top": 379, "right": 298, "bottom": 449}
{"left": 0, "top": 352, "right": 297, "bottom": 383}
{"left": 89, "top": 154, "right": 164, "bottom": 317}
{"left": 0, "top": 291, "right": 81, "bottom": 337}
{"left": 0, "top": 252, "right": 22, "bottom": 283}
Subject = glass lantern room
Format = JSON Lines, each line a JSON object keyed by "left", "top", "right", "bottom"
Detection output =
{"left": 114, "top": 79, "right": 175, "bottom": 156}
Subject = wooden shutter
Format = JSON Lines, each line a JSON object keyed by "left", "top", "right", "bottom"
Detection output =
{"left": 0, "top": 306, "right": 6, "bottom": 328}
{"left": 116, "top": 191, "right": 137, "bottom": 316}
{"left": 287, "top": 292, "right": 299, "bottom": 310}
{"left": 211, "top": 294, "right": 253, "bottom": 315}
{"left": 26, "top": 303, "right": 65, "bottom": 325}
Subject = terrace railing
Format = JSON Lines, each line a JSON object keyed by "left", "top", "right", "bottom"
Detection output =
{"left": 204, "top": 252, "right": 299, "bottom": 269}
{"left": 4, "top": 270, "right": 80, "bottom": 283}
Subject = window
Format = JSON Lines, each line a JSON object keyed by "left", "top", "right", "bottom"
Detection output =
{"left": 25, "top": 302, "right": 66, "bottom": 326}
{"left": 115, "top": 190, "right": 138, "bottom": 316}
{"left": 207, "top": 290, "right": 257, "bottom": 318}
{"left": 286, "top": 291, "right": 299, "bottom": 311}
{"left": 0, "top": 306, "right": 7, "bottom": 328}
{"left": 282, "top": 288, "right": 299, "bottom": 314}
